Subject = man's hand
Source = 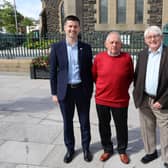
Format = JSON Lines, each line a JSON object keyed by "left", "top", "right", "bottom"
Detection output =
{"left": 153, "top": 101, "right": 162, "bottom": 109}
{"left": 52, "top": 95, "right": 58, "bottom": 104}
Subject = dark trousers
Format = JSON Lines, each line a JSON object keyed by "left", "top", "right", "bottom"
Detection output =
{"left": 96, "top": 104, "right": 128, "bottom": 154}
{"left": 59, "top": 85, "right": 91, "bottom": 152}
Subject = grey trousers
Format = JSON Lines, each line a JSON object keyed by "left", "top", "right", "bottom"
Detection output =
{"left": 139, "top": 95, "right": 168, "bottom": 163}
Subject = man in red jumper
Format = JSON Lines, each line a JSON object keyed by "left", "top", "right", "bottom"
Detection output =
{"left": 92, "top": 32, "right": 134, "bottom": 164}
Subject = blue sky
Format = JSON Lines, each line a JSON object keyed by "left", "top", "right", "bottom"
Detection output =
{"left": 0, "top": 0, "right": 42, "bottom": 20}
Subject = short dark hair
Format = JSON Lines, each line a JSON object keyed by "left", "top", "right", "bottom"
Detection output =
{"left": 64, "top": 15, "right": 80, "bottom": 26}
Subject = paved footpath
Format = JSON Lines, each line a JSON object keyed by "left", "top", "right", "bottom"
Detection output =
{"left": 0, "top": 73, "right": 163, "bottom": 168}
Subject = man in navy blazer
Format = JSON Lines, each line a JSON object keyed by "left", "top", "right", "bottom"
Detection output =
{"left": 50, "top": 15, "right": 93, "bottom": 163}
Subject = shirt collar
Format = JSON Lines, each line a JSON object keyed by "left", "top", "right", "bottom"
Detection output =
{"left": 148, "top": 44, "right": 163, "bottom": 55}
{"left": 66, "top": 40, "right": 78, "bottom": 47}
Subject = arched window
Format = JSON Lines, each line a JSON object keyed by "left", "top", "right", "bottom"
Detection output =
{"left": 135, "top": 0, "right": 144, "bottom": 24}
{"left": 99, "top": 0, "right": 108, "bottom": 23}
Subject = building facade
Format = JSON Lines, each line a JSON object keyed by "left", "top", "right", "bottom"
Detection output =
{"left": 40, "top": 0, "right": 168, "bottom": 34}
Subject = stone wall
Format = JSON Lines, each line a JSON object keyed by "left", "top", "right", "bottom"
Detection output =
{"left": 0, "top": 59, "right": 32, "bottom": 73}
{"left": 42, "top": 0, "right": 96, "bottom": 33}
{"left": 42, "top": 0, "right": 164, "bottom": 33}
{"left": 43, "top": 0, "right": 62, "bottom": 33}
{"left": 147, "top": 0, "right": 163, "bottom": 27}
{"left": 82, "top": 0, "right": 96, "bottom": 32}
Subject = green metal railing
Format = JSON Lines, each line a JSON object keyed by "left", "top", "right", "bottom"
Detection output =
{"left": 0, "top": 31, "right": 145, "bottom": 63}
{"left": 82, "top": 31, "right": 145, "bottom": 63}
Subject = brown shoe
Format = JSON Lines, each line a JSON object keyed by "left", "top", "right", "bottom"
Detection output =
{"left": 100, "top": 152, "right": 111, "bottom": 161}
{"left": 119, "top": 154, "right": 129, "bottom": 164}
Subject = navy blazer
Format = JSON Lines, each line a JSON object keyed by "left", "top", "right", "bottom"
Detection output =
{"left": 133, "top": 45, "right": 168, "bottom": 108}
{"left": 50, "top": 40, "right": 93, "bottom": 101}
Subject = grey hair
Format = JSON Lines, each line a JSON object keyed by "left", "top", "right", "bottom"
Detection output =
{"left": 105, "top": 31, "right": 121, "bottom": 42}
{"left": 144, "top": 26, "right": 162, "bottom": 38}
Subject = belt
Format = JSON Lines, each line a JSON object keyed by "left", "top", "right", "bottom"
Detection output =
{"left": 68, "top": 83, "right": 82, "bottom": 88}
{"left": 144, "top": 92, "right": 156, "bottom": 99}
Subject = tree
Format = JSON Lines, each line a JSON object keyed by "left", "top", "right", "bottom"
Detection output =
{"left": 0, "top": 0, "right": 17, "bottom": 33}
{"left": 20, "top": 16, "right": 34, "bottom": 34}
{"left": 0, "top": 0, "right": 33, "bottom": 33}
{"left": 21, "top": 17, "right": 33, "bottom": 27}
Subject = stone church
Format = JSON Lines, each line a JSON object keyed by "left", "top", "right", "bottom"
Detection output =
{"left": 40, "top": 0, "right": 168, "bottom": 35}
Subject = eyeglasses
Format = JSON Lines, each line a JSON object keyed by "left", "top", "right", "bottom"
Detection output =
{"left": 146, "top": 34, "right": 161, "bottom": 40}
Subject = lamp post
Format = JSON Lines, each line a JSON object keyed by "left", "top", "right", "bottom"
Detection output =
{"left": 13, "top": 0, "right": 18, "bottom": 33}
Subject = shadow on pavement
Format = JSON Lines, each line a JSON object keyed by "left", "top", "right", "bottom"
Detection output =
{"left": 0, "top": 96, "right": 56, "bottom": 113}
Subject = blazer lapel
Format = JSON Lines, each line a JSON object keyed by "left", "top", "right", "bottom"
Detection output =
{"left": 142, "top": 49, "right": 148, "bottom": 74}
{"left": 78, "top": 42, "right": 83, "bottom": 69}
{"left": 61, "top": 40, "right": 68, "bottom": 66}
{"left": 140, "top": 49, "right": 149, "bottom": 85}
{"left": 158, "top": 45, "right": 167, "bottom": 78}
